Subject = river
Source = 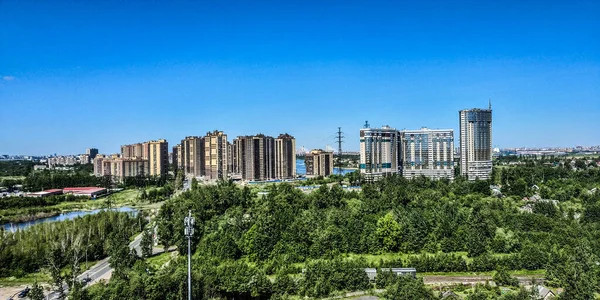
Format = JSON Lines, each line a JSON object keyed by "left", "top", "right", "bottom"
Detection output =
{"left": 2, "top": 206, "right": 138, "bottom": 232}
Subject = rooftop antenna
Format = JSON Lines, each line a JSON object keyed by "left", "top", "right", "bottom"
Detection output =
{"left": 489, "top": 98, "right": 492, "bottom": 110}
{"left": 364, "top": 120, "right": 370, "bottom": 128}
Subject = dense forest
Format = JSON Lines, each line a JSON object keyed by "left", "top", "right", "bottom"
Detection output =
{"left": 0, "top": 160, "right": 35, "bottom": 177}
{"left": 85, "top": 162, "right": 600, "bottom": 299}
{"left": 0, "top": 211, "right": 145, "bottom": 278}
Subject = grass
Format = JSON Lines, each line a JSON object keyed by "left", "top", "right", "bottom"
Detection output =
{"left": 0, "top": 272, "right": 50, "bottom": 287}
{"left": 0, "top": 176, "right": 26, "bottom": 181}
{"left": 108, "top": 189, "right": 141, "bottom": 205}
{"left": 342, "top": 252, "right": 473, "bottom": 264}
{"left": 147, "top": 252, "right": 176, "bottom": 269}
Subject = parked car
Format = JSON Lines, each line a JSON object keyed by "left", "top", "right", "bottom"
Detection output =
{"left": 17, "top": 287, "right": 30, "bottom": 298}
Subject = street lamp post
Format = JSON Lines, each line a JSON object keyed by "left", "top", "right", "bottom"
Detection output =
{"left": 184, "top": 210, "right": 195, "bottom": 300}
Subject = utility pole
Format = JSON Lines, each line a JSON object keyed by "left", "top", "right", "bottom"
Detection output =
{"left": 184, "top": 210, "right": 195, "bottom": 300}
{"left": 335, "top": 127, "right": 344, "bottom": 175}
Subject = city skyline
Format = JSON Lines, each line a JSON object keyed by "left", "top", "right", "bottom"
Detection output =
{"left": 1, "top": 0, "right": 599, "bottom": 154}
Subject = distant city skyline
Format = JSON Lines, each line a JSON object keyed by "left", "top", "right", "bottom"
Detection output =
{"left": 1, "top": 0, "right": 598, "bottom": 155}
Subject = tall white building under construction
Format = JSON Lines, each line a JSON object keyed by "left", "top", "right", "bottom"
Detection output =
{"left": 359, "top": 125, "right": 399, "bottom": 179}
{"left": 399, "top": 128, "right": 454, "bottom": 180}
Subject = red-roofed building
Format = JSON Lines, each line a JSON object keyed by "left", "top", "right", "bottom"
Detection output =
{"left": 63, "top": 187, "right": 107, "bottom": 198}
{"left": 25, "top": 189, "right": 64, "bottom": 198}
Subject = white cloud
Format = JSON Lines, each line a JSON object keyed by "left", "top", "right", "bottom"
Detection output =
{"left": 2, "top": 76, "right": 15, "bottom": 81}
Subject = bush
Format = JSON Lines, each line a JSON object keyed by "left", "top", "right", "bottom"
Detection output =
{"left": 493, "top": 267, "right": 519, "bottom": 287}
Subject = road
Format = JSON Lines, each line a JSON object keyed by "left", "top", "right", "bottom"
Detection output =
{"left": 47, "top": 233, "right": 151, "bottom": 299}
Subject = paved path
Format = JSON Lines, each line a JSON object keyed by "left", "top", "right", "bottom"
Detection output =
{"left": 423, "top": 275, "right": 544, "bottom": 285}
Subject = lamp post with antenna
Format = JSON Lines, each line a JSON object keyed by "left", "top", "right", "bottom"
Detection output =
{"left": 184, "top": 210, "right": 195, "bottom": 300}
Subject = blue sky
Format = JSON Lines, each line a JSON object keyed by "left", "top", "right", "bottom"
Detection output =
{"left": 1, "top": 0, "right": 598, "bottom": 155}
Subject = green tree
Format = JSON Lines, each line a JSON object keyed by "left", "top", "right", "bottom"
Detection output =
{"left": 376, "top": 212, "right": 402, "bottom": 252}
{"left": 384, "top": 277, "right": 436, "bottom": 300}
{"left": 47, "top": 243, "right": 66, "bottom": 300}
{"left": 175, "top": 171, "right": 184, "bottom": 190}
{"left": 493, "top": 267, "right": 518, "bottom": 287}
{"left": 29, "top": 281, "right": 45, "bottom": 300}
{"left": 560, "top": 244, "right": 599, "bottom": 300}
{"left": 141, "top": 228, "right": 153, "bottom": 258}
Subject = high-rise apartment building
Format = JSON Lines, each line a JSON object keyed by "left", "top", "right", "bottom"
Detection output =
{"left": 459, "top": 107, "right": 493, "bottom": 180}
{"left": 399, "top": 128, "right": 454, "bottom": 180}
{"left": 275, "top": 133, "right": 296, "bottom": 179}
{"left": 359, "top": 125, "right": 399, "bottom": 179}
{"left": 86, "top": 148, "right": 98, "bottom": 160}
{"left": 176, "top": 144, "right": 183, "bottom": 170}
{"left": 172, "top": 144, "right": 184, "bottom": 171}
{"left": 305, "top": 149, "right": 334, "bottom": 177}
{"left": 121, "top": 143, "right": 146, "bottom": 159}
{"left": 204, "top": 131, "right": 228, "bottom": 180}
{"left": 181, "top": 136, "right": 205, "bottom": 177}
{"left": 95, "top": 139, "right": 168, "bottom": 181}
{"left": 93, "top": 154, "right": 148, "bottom": 180}
{"left": 172, "top": 145, "right": 178, "bottom": 169}
{"left": 227, "top": 142, "right": 233, "bottom": 175}
{"left": 93, "top": 154, "right": 106, "bottom": 176}
{"left": 233, "top": 134, "right": 276, "bottom": 181}
{"left": 148, "top": 139, "right": 169, "bottom": 176}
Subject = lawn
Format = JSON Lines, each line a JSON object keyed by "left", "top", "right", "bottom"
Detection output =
{"left": 0, "top": 272, "right": 50, "bottom": 287}
{"left": 0, "top": 176, "right": 26, "bottom": 181}
{"left": 147, "top": 252, "right": 177, "bottom": 270}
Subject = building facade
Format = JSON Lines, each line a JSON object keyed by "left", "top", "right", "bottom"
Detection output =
{"left": 148, "top": 139, "right": 168, "bottom": 176}
{"left": 94, "top": 139, "right": 168, "bottom": 181}
{"left": 399, "top": 128, "right": 454, "bottom": 180}
{"left": 305, "top": 149, "right": 334, "bottom": 177}
{"left": 93, "top": 154, "right": 107, "bottom": 176}
{"left": 359, "top": 125, "right": 399, "bottom": 180}
{"left": 181, "top": 136, "right": 205, "bottom": 177}
{"left": 176, "top": 144, "right": 183, "bottom": 170}
{"left": 86, "top": 148, "right": 98, "bottom": 160}
{"left": 233, "top": 134, "right": 276, "bottom": 181}
{"left": 459, "top": 108, "right": 493, "bottom": 180}
{"left": 275, "top": 133, "right": 296, "bottom": 179}
{"left": 204, "top": 131, "right": 228, "bottom": 180}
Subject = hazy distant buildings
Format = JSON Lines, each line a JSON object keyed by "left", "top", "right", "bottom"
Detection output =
{"left": 79, "top": 154, "right": 91, "bottom": 164}
{"left": 459, "top": 107, "right": 493, "bottom": 180}
{"left": 275, "top": 133, "right": 296, "bottom": 179}
{"left": 305, "top": 149, "right": 334, "bottom": 177}
{"left": 359, "top": 125, "right": 399, "bottom": 180}
{"left": 399, "top": 128, "right": 454, "bottom": 180}
{"left": 48, "top": 155, "right": 78, "bottom": 167}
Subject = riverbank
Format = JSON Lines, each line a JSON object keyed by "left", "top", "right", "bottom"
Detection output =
{"left": 0, "top": 211, "right": 60, "bottom": 225}
{"left": 0, "top": 189, "right": 145, "bottom": 227}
